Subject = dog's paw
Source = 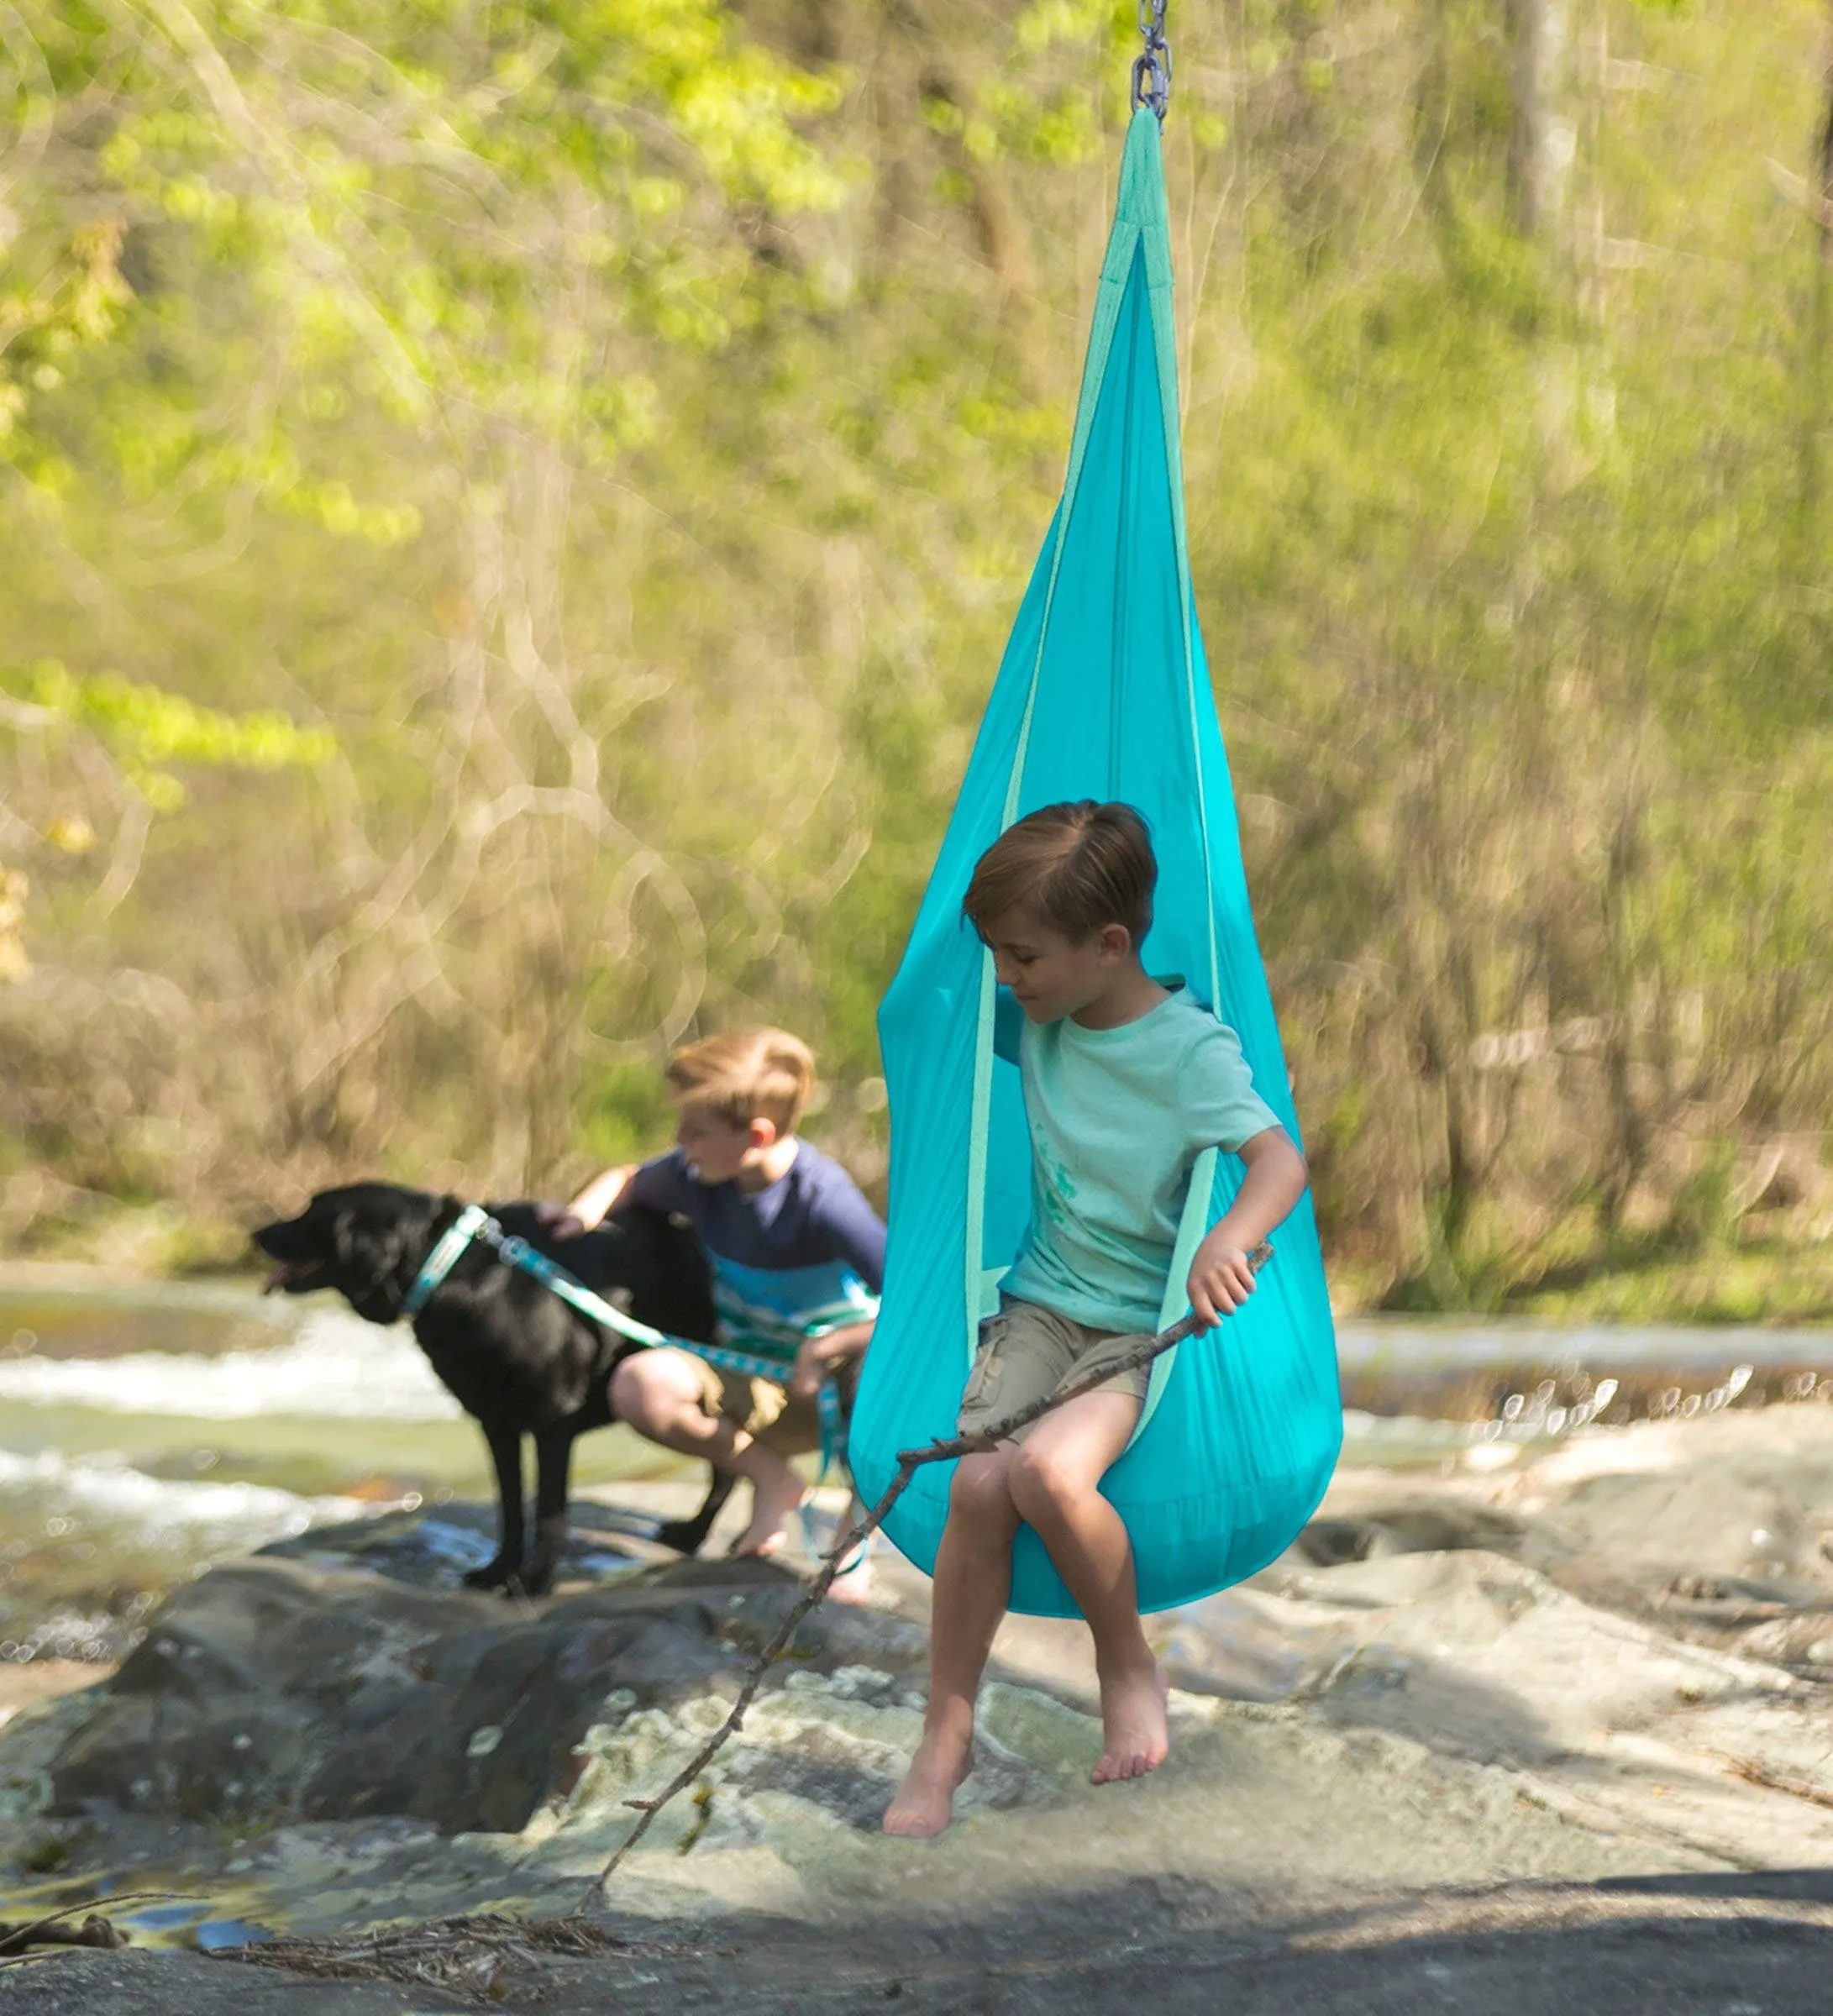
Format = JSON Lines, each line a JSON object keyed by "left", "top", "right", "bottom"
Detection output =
{"left": 654, "top": 1518, "right": 712, "bottom": 1557}
{"left": 463, "top": 1560, "right": 520, "bottom": 1591}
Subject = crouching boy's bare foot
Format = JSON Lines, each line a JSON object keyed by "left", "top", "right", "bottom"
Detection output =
{"left": 825, "top": 1547, "right": 876, "bottom": 1606}
{"left": 883, "top": 1727, "right": 971, "bottom": 1837}
{"left": 733, "top": 1488, "right": 803, "bottom": 1557}
{"left": 1091, "top": 1657, "right": 1169, "bottom": 1785}
{"left": 731, "top": 1448, "right": 806, "bottom": 1558}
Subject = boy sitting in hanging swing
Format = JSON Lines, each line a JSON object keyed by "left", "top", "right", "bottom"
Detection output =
{"left": 884, "top": 801, "right": 1310, "bottom": 1836}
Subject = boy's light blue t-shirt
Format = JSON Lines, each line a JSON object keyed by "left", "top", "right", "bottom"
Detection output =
{"left": 995, "top": 984, "right": 1280, "bottom": 1336}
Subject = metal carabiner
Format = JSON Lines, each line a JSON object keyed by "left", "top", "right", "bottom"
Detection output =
{"left": 1130, "top": 0, "right": 1172, "bottom": 123}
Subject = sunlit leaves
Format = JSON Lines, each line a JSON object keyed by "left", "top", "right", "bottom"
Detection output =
{"left": 8, "top": 0, "right": 850, "bottom": 528}
{"left": 10, "top": 662, "right": 335, "bottom": 809}
{"left": 0, "top": 220, "right": 132, "bottom": 445}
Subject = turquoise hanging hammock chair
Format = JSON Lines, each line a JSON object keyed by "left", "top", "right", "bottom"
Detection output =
{"left": 847, "top": 102, "right": 1342, "bottom": 1620}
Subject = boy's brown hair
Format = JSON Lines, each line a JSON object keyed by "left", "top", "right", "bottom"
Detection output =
{"left": 962, "top": 800, "right": 1156, "bottom": 947}
{"left": 664, "top": 1026, "right": 817, "bottom": 1135}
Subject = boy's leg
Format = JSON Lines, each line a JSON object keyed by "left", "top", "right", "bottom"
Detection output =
{"left": 1007, "top": 1391, "right": 1168, "bottom": 1785}
{"left": 811, "top": 1491, "right": 878, "bottom": 1607}
{"left": 730, "top": 1441, "right": 806, "bottom": 1558}
{"left": 609, "top": 1350, "right": 805, "bottom": 1555}
{"left": 882, "top": 1446, "right": 1022, "bottom": 1836}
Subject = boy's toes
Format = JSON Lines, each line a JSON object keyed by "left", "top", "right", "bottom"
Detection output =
{"left": 1091, "top": 1746, "right": 1155, "bottom": 1785}
{"left": 1092, "top": 1661, "right": 1170, "bottom": 1785}
{"left": 881, "top": 1789, "right": 953, "bottom": 1837}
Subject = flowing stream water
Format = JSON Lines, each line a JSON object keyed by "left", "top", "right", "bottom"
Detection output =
{"left": 3, "top": 1271, "right": 1829, "bottom": 1668}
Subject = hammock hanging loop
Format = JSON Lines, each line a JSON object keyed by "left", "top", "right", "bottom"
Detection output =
{"left": 1131, "top": 0, "right": 1172, "bottom": 123}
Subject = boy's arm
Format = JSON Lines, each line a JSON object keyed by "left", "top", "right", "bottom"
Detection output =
{"left": 1186, "top": 1127, "right": 1309, "bottom": 1328}
{"left": 811, "top": 1178, "right": 887, "bottom": 1295}
{"left": 557, "top": 1165, "right": 636, "bottom": 1234}
{"left": 790, "top": 1173, "right": 887, "bottom": 1393}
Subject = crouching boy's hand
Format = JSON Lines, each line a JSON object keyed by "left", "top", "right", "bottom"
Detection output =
{"left": 1186, "top": 1233, "right": 1258, "bottom": 1328}
{"left": 790, "top": 1321, "right": 874, "bottom": 1397}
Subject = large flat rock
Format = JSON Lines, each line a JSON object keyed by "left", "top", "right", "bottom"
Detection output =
{"left": 47, "top": 1548, "right": 927, "bottom": 1835}
{"left": 3, "top": 1407, "right": 1832, "bottom": 2009}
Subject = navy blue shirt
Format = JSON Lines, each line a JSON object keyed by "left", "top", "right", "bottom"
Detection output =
{"left": 626, "top": 1142, "right": 885, "bottom": 1361}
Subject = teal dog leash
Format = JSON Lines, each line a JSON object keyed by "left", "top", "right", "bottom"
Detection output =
{"left": 400, "top": 1205, "right": 847, "bottom": 1471}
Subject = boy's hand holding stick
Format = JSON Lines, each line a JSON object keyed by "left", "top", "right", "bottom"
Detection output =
{"left": 577, "top": 1240, "right": 1271, "bottom": 1907}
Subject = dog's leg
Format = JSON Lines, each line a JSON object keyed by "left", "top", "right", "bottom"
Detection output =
{"left": 523, "top": 1428, "right": 574, "bottom": 1597}
{"left": 656, "top": 1467, "right": 738, "bottom": 1556}
{"left": 465, "top": 1421, "right": 527, "bottom": 1592}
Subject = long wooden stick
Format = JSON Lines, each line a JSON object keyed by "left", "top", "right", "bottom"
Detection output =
{"left": 576, "top": 1244, "right": 1270, "bottom": 1907}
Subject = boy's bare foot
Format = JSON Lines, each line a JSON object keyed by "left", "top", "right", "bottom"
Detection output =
{"left": 826, "top": 1551, "right": 876, "bottom": 1605}
{"left": 882, "top": 1730, "right": 971, "bottom": 1837}
{"left": 732, "top": 1464, "right": 806, "bottom": 1557}
{"left": 1091, "top": 1658, "right": 1169, "bottom": 1785}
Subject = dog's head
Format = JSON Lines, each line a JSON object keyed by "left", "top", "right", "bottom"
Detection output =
{"left": 253, "top": 1184, "right": 453, "bottom": 1326}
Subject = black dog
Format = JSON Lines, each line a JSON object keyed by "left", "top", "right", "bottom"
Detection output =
{"left": 254, "top": 1183, "right": 733, "bottom": 1595}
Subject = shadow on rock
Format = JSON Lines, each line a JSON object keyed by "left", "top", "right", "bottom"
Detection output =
{"left": 1293, "top": 1503, "right": 1530, "bottom": 1568}
{"left": 24, "top": 1867, "right": 1825, "bottom": 2016}
{"left": 262, "top": 1496, "right": 671, "bottom": 1588}
{"left": 502, "top": 1867, "right": 1833, "bottom": 2016}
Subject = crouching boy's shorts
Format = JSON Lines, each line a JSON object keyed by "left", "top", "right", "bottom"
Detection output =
{"left": 662, "top": 1349, "right": 822, "bottom": 1457}
{"left": 956, "top": 1297, "right": 1153, "bottom": 1443}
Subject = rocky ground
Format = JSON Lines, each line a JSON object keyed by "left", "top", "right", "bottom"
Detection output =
{"left": 3, "top": 1404, "right": 1831, "bottom": 2011}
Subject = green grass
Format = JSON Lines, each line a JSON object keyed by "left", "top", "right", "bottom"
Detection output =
{"left": 1499, "top": 1242, "right": 1833, "bottom": 1326}
{"left": 1369, "top": 1234, "right": 1833, "bottom": 1326}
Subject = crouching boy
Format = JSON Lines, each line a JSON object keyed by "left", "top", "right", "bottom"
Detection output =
{"left": 561, "top": 1028, "right": 885, "bottom": 1560}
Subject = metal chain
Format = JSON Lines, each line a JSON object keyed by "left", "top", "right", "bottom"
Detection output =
{"left": 1131, "top": 0, "right": 1171, "bottom": 123}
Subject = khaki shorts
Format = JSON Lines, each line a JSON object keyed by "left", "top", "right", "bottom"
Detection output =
{"left": 670, "top": 1347, "right": 823, "bottom": 1457}
{"left": 957, "top": 1299, "right": 1153, "bottom": 1443}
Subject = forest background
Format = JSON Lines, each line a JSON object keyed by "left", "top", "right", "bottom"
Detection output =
{"left": 2, "top": 0, "right": 1830, "bottom": 1320}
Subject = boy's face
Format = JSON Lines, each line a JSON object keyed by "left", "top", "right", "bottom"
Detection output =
{"left": 985, "top": 906, "right": 1132, "bottom": 1023}
{"left": 674, "top": 1103, "right": 770, "bottom": 1185}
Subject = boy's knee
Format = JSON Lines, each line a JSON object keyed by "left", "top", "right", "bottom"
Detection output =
{"left": 607, "top": 1356, "right": 649, "bottom": 1421}
{"left": 1009, "top": 1439, "right": 1091, "bottom": 1512}
{"left": 948, "top": 1453, "right": 1016, "bottom": 1525}
{"left": 611, "top": 1352, "right": 687, "bottom": 1429}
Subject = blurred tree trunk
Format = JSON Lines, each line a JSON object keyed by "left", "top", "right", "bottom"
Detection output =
{"left": 1505, "top": 0, "right": 1573, "bottom": 242}
{"left": 1799, "top": 3, "right": 1833, "bottom": 533}
{"left": 890, "top": 0, "right": 1036, "bottom": 301}
{"left": 1596, "top": 790, "right": 1651, "bottom": 1232}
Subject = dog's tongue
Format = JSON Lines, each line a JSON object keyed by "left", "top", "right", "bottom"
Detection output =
{"left": 263, "top": 1261, "right": 303, "bottom": 1294}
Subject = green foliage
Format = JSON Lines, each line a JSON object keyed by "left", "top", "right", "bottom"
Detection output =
{"left": 10, "top": 661, "right": 334, "bottom": 811}
{"left": 0, "top": 0, "right": 1828, "bottom": 1312}
{"left": 0, "top": 219, "right": 132, "bottom": 413}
